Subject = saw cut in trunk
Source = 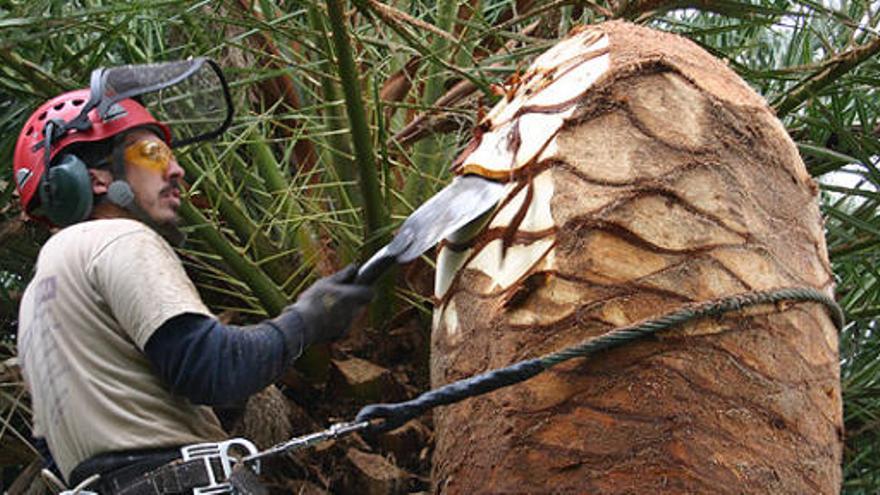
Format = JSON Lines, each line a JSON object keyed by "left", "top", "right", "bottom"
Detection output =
{"left": 431, "top": 20, "right": 841, "bottom": 494}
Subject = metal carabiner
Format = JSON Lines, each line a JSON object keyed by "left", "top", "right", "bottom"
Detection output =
{"left": 180, "top": 438, "right": 260, "bottom": 494}
{"left": 240, "top": 420, "right": 371, "bottom": 466}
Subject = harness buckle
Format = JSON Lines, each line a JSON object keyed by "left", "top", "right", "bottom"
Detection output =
{"left": 180, "top": 438, "right": 260, "bottom": 494}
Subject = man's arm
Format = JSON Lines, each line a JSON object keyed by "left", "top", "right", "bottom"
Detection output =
{"left": 144, "top": 312, "right": 302, "bottom": 406}
{"left": 144, "top": 265, "right": 373, "bottom": 406}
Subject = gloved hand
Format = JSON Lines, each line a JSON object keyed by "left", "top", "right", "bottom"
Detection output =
{"left": 291, "top": 264, "right": 374, "bottom": 345}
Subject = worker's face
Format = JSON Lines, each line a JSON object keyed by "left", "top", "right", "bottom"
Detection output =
{"left": 122, "top": 129, "right": 184, "bottom": 226}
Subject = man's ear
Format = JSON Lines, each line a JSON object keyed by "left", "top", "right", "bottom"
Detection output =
{"left": 89, "top": 168, "right": 113, "bottom": 195}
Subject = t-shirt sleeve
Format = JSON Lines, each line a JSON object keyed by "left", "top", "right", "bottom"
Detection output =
{"left": 88, "top": 226, "right": 212, "bottom": 349}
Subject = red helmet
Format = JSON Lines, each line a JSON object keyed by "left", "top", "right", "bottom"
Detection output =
{"left": 13, "top": 88, "right": 171, "bottom": 216}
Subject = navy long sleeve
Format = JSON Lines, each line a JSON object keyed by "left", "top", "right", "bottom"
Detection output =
{"left": 144, "top": 311, "right": 308, "bottom": 406}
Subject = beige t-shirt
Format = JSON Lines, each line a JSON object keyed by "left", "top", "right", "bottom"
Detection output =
{"left": 17, "top": 218, "right": 227, "bottom": 481}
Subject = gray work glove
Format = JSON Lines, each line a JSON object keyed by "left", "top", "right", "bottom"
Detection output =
{"left": 291, "top": 264, "right": 374, "bottom": 345}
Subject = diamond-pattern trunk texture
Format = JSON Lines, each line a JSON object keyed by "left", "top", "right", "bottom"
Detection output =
{"left": 431, "top": 21, "right": 841, "bottom": 494}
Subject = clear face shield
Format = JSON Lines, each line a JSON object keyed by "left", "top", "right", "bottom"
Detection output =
{"left": 40, "top": 57, "right": 234, "bottom": 171}
{"left": 88, "top": 57, "right": 234, "bottom": 148}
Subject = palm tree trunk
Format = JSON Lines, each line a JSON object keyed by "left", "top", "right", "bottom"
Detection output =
{"left": 431, "top": 21, "right": 841, "bottom": 494}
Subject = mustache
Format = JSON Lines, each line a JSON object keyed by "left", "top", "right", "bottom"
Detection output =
{"left": 160, "top": 180, "right": 181, "bottom": 195}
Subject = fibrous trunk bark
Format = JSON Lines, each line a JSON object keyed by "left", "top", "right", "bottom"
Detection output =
{"left": 431, "top": 21, "right": 841, "bottom": 494}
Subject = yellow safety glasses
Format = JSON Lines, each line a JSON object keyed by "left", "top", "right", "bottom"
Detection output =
{"left": 124, "top": 138, "right": 174, "bottom": 173}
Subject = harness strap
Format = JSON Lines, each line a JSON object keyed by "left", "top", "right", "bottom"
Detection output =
{"left": 112, "top": 458, "right": 226, "bottom": 495}
{"left": 70, "top": 450, "right": 232, "bottom": 494}
{"left": 70, "top": 448, "right": 180, "bottom": 489}
{"left": 69, "top": 439, "right": 266, "bottom": 495}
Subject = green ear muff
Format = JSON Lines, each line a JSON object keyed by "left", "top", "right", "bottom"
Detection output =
{"left": 40, "top": 154, "right": 94, "bottom": 226}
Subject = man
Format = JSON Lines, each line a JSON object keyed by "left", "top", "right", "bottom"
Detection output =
{"left": 14, "top": 88, "right": 373, "bottom": 493}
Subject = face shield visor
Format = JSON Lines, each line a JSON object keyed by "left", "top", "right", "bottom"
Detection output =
{"left": 38, "top": 57, "right": 234, "bottom": 170}
{"left": 89, "top": 57, "right": 234, "bottom": 148}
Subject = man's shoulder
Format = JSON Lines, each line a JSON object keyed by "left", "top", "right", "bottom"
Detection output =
{"left": 42, "top": 219, "right": 168, "bottom": 260}
{"left": 51, "top": 218, "right": 158, "bottom": 246}
{"left": 63, "top": 218, "right": 153, "bottom": 236}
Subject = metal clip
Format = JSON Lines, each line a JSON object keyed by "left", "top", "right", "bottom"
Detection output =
{"left": 181, "top": 438, "right": 260, "bottom": 495}
{"left": 241, "top": 420, "right": 371, "bottom": 465}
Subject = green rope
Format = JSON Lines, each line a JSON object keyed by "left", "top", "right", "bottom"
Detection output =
{"left": 357, "top": 286, "right": 844, "bottom": 431}
{"left": 540, "top": 286, "right": 844, "bottom": 367}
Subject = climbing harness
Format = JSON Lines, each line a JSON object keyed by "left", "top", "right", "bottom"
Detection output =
{"left": 44, "top": 439, "right": 261, "bottom": 495}
{"left": 180, "top": 439, "right": 261, "bottom": 494}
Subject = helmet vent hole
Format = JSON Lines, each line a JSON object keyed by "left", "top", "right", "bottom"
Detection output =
{"left": 53, "top": 103, "right": 65, "bottom": 111}
{"left": 26, "top": 126, "right": 34, "bottom": 136}
{"left": 72, "top": 99, "right": 84, "bottom": 106}
{"left": 38, "top": 112, "right": 48, "bottom": 121}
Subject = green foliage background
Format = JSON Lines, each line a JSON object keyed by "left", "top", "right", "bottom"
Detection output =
{"left": 1, "top": 0, "right": 878, "bottom": 492}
